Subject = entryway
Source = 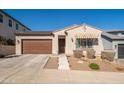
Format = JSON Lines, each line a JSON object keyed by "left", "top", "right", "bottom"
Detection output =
{"left": 58, "top": 36, "right": 65, "bottom": 54}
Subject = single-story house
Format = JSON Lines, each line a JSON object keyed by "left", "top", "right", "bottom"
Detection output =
{"left": 15, "top": 24, "right": 124, "bottom": 59}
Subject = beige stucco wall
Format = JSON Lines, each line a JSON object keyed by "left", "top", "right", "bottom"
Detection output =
{"left": 0, "top": 11, "right": 30, "bottom": 40}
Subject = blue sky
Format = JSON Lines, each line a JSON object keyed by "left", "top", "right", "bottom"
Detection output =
{"left": 4, "top": 9, "right": 124, "bottom": 31}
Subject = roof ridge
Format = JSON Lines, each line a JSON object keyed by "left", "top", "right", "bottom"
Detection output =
{"left": 83, "top": 23, "right": 105, "bottom": 32}
{"left": 54, "top": 24, "right": 79, "bottom": 32}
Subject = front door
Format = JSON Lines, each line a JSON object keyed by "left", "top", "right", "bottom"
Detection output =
{"left": 59, "top": 39, "right": 65, "bottom": 53}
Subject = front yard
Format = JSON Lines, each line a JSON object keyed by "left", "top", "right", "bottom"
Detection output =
{"left": 44, "top": 55, "right": 124, "bottom": 72}
{"left": 68, "top": 56, "right": 124, "bottom": 72}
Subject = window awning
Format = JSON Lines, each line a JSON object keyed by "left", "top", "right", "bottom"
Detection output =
{"left": 75, "top": 32, "right": 99, "bottom": 39}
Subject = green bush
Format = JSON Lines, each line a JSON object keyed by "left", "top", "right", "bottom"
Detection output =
{"left": 86, "top": 48, "right": 95, "bottom": 59}
{"left": 101, "top": 51, "right": 115, "bottom": 61}
{"left": 73, "top": 50, "right": 83, "bottom": 58}
{"left": 89, "top": 63, "right": 100, "bottom": 70}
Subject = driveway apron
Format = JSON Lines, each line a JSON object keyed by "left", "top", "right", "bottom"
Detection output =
{"left": 0, "top": 55, "right": 49, "bottom": 83}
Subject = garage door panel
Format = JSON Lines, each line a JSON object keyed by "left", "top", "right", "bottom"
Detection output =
{"left": 118, "top": 44, "right": 124, "bottom": 58}
{"left": 22, "top": 39, "right": 52, "bottom": 54}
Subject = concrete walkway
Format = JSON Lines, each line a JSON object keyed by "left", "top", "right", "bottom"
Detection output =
{"left": 58, "top": 54, "right": 70, "bottom": 70}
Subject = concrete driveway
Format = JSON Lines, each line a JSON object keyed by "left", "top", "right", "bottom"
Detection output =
{"left": 0, "top": 54, "right": 49, "bottom": 84}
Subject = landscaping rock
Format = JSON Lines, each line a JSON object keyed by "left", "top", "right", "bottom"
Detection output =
{"left": 86, "top": 48, "right": 95, "bottom": 59}
{"left": 101, "top": 50, "right": 115, "bottom": 61}
{"left": 73, "top": 49, "right": 83, "bottom": 58}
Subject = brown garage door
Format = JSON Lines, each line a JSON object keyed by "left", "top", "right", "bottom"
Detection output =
{"left": 118, "top": 44, "right": 124, "bottom": 58}
{"left": 22, "top": 39, "right": 52, "bottom": 54}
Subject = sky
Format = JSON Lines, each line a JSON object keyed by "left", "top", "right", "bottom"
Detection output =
{"left": 4, "top": 9, "right": 124, "bottom": 31}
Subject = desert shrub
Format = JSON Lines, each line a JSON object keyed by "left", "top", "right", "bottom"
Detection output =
{"left": 101, "top": 51, "right": 115, "bottom": 61}
{"left": 0, "top": 35, "right": 15, "bottom": 45}
{"left": 86, "top": 48, "right": 95, "bottom": 59}
{"left": 89, "top": 63, "right": 100, "bottom": 70}
{"left": 73, "top": 50, "right": 83, "bottom": 58}
{"left": 6, "top": 39, "right": 15, "bottom": 45}
{"left": 0, "top": 35, "right": 7, "bottom": 45}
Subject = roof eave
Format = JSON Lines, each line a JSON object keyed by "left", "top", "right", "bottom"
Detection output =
{"left": 15, "top": 32, "right": 54, "bottom": 36}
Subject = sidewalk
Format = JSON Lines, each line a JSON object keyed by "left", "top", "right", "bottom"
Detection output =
{"left": 36, "top": 69, "right": 124, "bottom": 84}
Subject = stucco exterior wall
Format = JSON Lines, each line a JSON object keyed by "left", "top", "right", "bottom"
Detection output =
{"left": 93, "top": 35, "right": 104, "bottom": 56}
{"left": 0, "top": 11, "right": 30, "bottom": 40}
{"left": 65, "top": 25, "right": 103, "bottom": 56}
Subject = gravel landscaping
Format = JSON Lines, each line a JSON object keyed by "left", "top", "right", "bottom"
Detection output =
{"left": 44, "top": 57, "right": 58, "bottom": 69}
{"left": 68, "top": 56, "right": 124, "bottom": 72}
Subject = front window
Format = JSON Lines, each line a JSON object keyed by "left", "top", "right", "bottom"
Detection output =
{"left": 87, "top": 39, "right": 93, "bottom": 48}
{"left": 8, "top": 19, "right": 12, "bottom": 27}
{"left": 76, "top": 39, "right": 94, "bottom": 48}
{"left": 0, "top": 14, "right": 3, "bottom": 23}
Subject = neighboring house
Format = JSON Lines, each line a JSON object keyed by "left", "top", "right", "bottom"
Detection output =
{"left": 107, "top": 30, "right": 124, "bottom": 36}
{"left": 101, "top": 30, "right": 124, "bottom": 59}
{"left": 15, "top": 24, "right": 104, "bottom": 56}
{"left": 0, "top": 10, "right": 31, "bottom": 40}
